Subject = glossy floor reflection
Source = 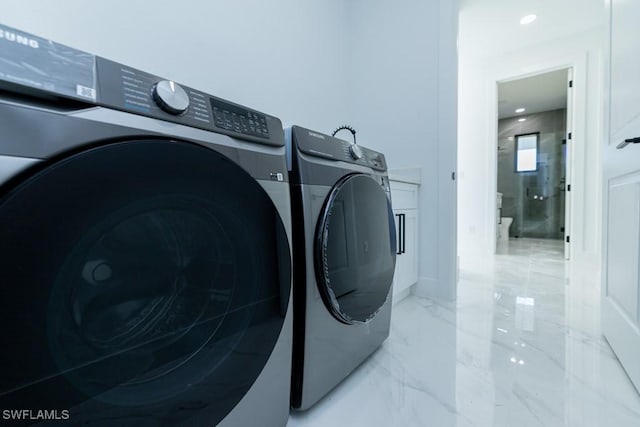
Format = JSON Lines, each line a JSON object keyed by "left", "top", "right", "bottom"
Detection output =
{"left": 287, "top": 238, "right": 640, "bottom": 426}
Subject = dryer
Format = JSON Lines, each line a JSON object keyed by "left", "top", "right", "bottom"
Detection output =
{"left": 0, "top": 24, "right": 292, "bottom": 426}
{"left": 286, "top": 126, "right": 396, "bottom": 410}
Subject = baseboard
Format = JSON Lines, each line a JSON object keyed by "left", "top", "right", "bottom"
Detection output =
{"left": 570, "top": 251, "right": 602, "bottom": 286}
{"left": 392, "top": 287, "right": 412, "bottom": 305}
{"left": 412, "top": 276, "right": 439, "bottom": 299}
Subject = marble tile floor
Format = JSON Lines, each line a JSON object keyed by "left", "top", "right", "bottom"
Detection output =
{"left": 287, "top": 238, "right": 640, "bottom": 426}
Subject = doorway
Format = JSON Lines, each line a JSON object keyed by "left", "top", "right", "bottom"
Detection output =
{"left": 495, "top": 68, "right": 572, "bottom": 257}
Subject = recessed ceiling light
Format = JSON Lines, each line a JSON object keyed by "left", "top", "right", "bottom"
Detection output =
{"left": 515, "top": 108, "right": 526, "bottom": 113}
{"left": 518, "top": 118, "right": 527, "bottom": 122}
{"left": 520, "top": 14, "right": 537, "bottom": 25}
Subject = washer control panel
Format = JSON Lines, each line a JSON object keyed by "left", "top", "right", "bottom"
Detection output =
{"left": 98, "top": 58, "right": 217, "bottom": 130}
{"left": 152, "top": 80, "right": 190, "bottom": 115}
{"left": 98, "top": 58, "right": 277, "bottom": 144}
{"left": 0, "top": 23, "right": 283, "bottom": 147}
{"left": 97, "top": 58, "right": 278, "bottom": 144}
{"left": 211, "top": 98, "right": 270, "bottom": 139}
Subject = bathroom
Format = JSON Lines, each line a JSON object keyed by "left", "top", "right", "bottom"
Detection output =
{"left": 496, "top": 69, "right": 569, "bottom": 249}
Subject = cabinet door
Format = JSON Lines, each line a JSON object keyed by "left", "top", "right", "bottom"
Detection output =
{"left": 392, "top": 209, "right": 418, "bottom": 300}
{"left": 389, "top": 181, "right": 418, "bottom": 210}
{"left": 404, "top": 209, "right": 418, "bottom": 287}
{"left": 602, "top": 0, "right": 640, "bottom": 393}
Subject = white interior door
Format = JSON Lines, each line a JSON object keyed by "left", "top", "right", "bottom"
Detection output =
{"left": 565, "top": 68, "right": 573, "bottom": 260}
{"left": 602, "top": 0, "right": 640, "bottom": 393}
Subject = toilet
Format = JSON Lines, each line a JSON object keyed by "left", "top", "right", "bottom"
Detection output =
{"left": 499, "top": 217, "right": 513, "bottom": 242}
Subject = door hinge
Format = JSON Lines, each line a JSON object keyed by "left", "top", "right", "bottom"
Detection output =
{"left": 566, "top": 236, "right": 570, "bottom": 243}
{"left": 451, "top": 171, "right": 456, "bottom": 181}
{"left": 568, "top": 132, "right": 572, "bottom": 140}
{"left": 569, "top": 80, "right": 573, "bottom": 88}
{"left": 567, "top": 184, "right": 571, "bottom": 192}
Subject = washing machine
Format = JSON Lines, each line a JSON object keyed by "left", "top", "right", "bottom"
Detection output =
{"left": 0, "top": 24, "right": 292, "bottom": 426}
{"left": 286, "top": 125, "right": 396, "bottom": 410}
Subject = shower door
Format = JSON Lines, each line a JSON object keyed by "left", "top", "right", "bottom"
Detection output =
{"left": 517, "top": 134, "right": 565, "bottom": 239}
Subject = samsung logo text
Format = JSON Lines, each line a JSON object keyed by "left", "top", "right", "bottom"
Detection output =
{"left": 0, "top": 29, "right": 39, "bottom": 48}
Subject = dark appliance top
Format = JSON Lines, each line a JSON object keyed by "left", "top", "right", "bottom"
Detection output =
{"left": 0, "top": 23, "right": 283, "bottom": 147}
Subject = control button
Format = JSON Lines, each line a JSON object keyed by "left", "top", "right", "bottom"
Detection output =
{"left": 152, "top": 80, "right": 189, "bottom": 115}
{"left": 349, "top": 144, "right": 364, "bottom": 160}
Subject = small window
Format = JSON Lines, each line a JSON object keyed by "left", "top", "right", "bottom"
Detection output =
{"left": 516, "top": 133, "right": 538, "bottom": 172}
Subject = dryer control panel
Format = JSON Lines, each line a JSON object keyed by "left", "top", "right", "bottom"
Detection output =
{"left": 0, "top": 23, "right": 283, "bottom": 147}
{"left": 292, "top": 126, "right": 387, "bottom": 171}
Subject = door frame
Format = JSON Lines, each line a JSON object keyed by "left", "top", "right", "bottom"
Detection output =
{"left": 489, "top": 55, "right": 588, "bottom": 256}
{"left": 565, "top": 68, "right": 574, "bottom": 259}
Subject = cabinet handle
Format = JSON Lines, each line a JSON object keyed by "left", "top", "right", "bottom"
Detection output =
{"left": 401, "top": 214, "right": 406, "bottom": 254}
{"left": 395, "top": 213, "right": 406, "bottom": 255}
{"left": 395, "top": 213, "right": 403, "bottom": 255}
{"left": 617, "top": 137, "right": 640, "bottom": 149}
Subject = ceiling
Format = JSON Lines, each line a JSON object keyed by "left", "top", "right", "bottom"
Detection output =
{"left": 459, "top": 0, "right": 602, "bottom": 119}
{"left": 498, "top": 69, "right": 568, "bottom": 119}
{"left": 459, "top": 0, "right": 605, "bottom": 58}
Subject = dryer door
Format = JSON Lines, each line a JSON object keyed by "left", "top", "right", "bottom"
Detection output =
{"left": 0, "top": 140, "right": 291, "bottom": 425}
{"left": 315, "top": 173, "right": 396, "bottom": 324}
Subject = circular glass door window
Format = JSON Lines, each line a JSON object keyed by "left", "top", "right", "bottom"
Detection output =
{"left": 315, "top": 173, "right": 396, "bottom": 324}
{"left": 0, "top": 140, "right": 290, "bottom": 424}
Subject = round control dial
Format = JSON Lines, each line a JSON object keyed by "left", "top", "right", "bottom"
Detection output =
{"left": 349, "top": 143, "right": 364, "bottom": 160}
{"left": 152, "top": 80, "right": 189, "bottom": 115}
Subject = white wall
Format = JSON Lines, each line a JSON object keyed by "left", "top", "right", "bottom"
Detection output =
{"left": 347, "top": 0, "right": 458, "bottom": 300}
{"left": 1, "top": 0, "right": 459, "bottom": 300}
{"left": 458, "top": 28, "right": 604, "bottom": 271}
{"left": 0, "top": 0, "right": 352, "bottom": 133}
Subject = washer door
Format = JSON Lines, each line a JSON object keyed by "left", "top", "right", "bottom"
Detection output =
{"left": 0, "top": 140, "right": 291, "bottom": 425}
{"left": 315, "top": 173, "right": 396, "bottom": 324}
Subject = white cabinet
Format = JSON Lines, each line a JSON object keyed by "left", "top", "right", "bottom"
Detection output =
{"left": 389, "top": 179, "right": 419, "bottom": 303}
{"left": 392, "top": 208, "right": 418, "bottom": 298}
